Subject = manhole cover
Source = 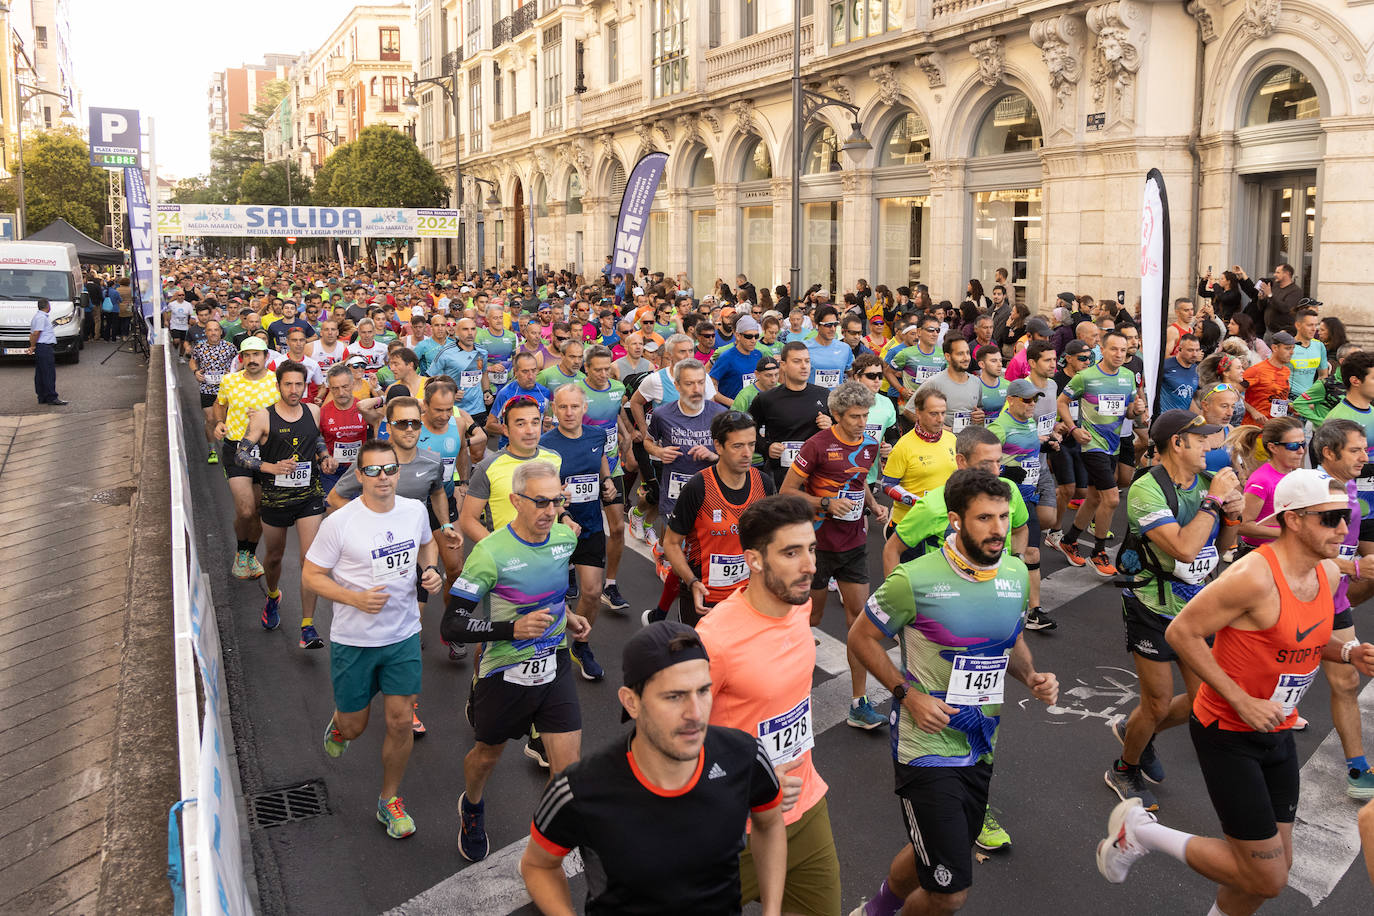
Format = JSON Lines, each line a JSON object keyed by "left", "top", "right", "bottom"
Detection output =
{"left": 90, "top": 486, "right": 137, "bottom": 506}
{"left": 247, "top": 779, "right": 330, "bottom": 829}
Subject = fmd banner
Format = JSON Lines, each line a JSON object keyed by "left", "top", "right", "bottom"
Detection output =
{"left": 156, "top": 205, "right": 461, "bottom": 239}
{"left": 124, "top": 166, "right": 157, "bottom": 320}
{"left": 610, "top": 151, "right": 669, "bottom": 281}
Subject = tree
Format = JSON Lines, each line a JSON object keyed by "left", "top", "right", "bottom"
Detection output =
{"left": 206, "top": 79, "right": 289, "bottom": 203}
{"left": 237, "top": 160, "right": 312, "bottom": 206}
{"left": 313, "top": 125, "right": 447, "bottom": 208}
{"left": 170, "top": 176, "right": 216, "bottom": 204}
{"left": 0, "top": 127, "right": 109, "bottom": 237}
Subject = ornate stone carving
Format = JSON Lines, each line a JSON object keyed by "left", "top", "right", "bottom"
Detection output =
{"left": 926, "top": 162, "right": 952, "bottom": 185}
{"left": 1030, "top": 15, "right": 1085, "bottom": 111}
{"left": 676, "top": 114, "right": 700, "bottom": 147}
{"left": 1240, "top": 0, "right": 1280, "bottom": 40}
{"left": 870, "top": 64, "right": 901, "bottom": 106}
{"left": 656, "top": 120, "right": 674, "bottom": 148}
{"left": 1186, "top": 0, "right": 1218, "bottom": 44}
{"left": 1087, "top": 1, "right": 1145, "bottom": 110}
{"left": 915, "top": 52, "right": 946, "bottom": 89}
{"left": 571, "top": 139, "right": 592, "bottom": 177}
{"left": 598, "top": 132, "right": 616, "bottom": 164}
{"left": 968, "top": 37, "right": 1005, "bottom": 89}
{"left": 839, "top": 170, "right": 860, "bottom": 194}
{"left": 633, "top": 122, "right": 657, "bottom": 152}
{"left": 729, "top": 99, "right": 756, "bottom": 136}
{"left": 532, "top": 148, "right": 552, "bottom": 181}
{"left": 824, "top": 77, "right": 852, "bottom": 104}
{"left": 699, "top": 108, "right": 722, "bottom": 137}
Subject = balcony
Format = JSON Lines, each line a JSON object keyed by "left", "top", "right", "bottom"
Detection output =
{"left": 491, "top": 110, "right": 531, "bottom": 146}
{"left": 704, "top": 18, "right": 813, "bottom": 94}
{"left": 928, "top": 0, "right": 1008, "bottom": 22}
{"left": 539, "top": 0, "right": 581, "bottom": 15}
{"left": 579, "top": 78, "right": 642, "bottom": 124}
{"left": 442, "top": 49, "right": 463, "bottom": 77}
{"left": 493, "top": 4, "right": 539, "bottom": 48}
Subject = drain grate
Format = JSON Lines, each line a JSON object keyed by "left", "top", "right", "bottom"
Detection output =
{"left": 90, "top": 486, "right": 137, "bottom": 506}
{"left": 246, "top": 779, "right": 330, "bottom": 829}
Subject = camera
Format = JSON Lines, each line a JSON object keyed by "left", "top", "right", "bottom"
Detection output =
{"left": 1260, "top": 277, "right": 1276, "bottom": 285}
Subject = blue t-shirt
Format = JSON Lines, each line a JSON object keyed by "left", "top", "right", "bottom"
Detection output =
{"left": 1159, "top": 357, "right": 1200, "bottom": 414}
{"left": 1288, "top": 339, "right": 1327, "bottom": 396}
{"left": 417, "top": 417, "right": 464, "bottom": 497}
{"left": 708, "top": 344, "right": 764, "bottom": 399}
{"left": 267, "top": 317, "right": 312, "bottom": 349}
{"left": 805, "top": 338, "right": 854, "bottom": 389}
{"left": 540, "top": 425, "right": 608, "bottom": 533}
{"left": 432, "top": 343, "right": 489, "bottom": 415}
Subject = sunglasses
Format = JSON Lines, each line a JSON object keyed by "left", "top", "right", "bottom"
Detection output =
{"left": 359, "top": 463, "right": 400, "bottom": 477}
{"left": 738, "top": 332, "right": 759, "bottom": 340}
{"left": 818, "top": 321, "right": 839, "bottom": 328}
{"left": 861, "top": 372, "right": 884, "bottom": 380}
{"left": 1202, "top": 383, "right": 1234, "bottom": 398}
{"left": 515, "top": 492, "right": 570, "bottom": 510}
{"left": 1273, "top": 440, "right": 1306, "bottom": 452}
{"left": 554, "top": 336, "right": 570, "bottom": 343}
{"left": 1296, "top": 507, "right": 1350, "bottom": 529}
{"left": 390, "top": 419, "right": 423, "bottom": 431}
{"left": 920, "top": 326, "right": 939, "bottom": 333}
{"left": 1074, "top": 354, "right": 1091, "bottom": 362}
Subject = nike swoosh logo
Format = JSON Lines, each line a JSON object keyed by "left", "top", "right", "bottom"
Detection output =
{"left": 1296, "top": 621, "right": 1322, "bottom": 642}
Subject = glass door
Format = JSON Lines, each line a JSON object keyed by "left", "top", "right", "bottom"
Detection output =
{"left": 1255, "top": 172, "right": 1317, "bottom": 292}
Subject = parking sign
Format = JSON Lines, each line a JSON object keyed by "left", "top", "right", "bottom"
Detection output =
{"left": 88, "top": 107, "right": 141, "bottom": 167}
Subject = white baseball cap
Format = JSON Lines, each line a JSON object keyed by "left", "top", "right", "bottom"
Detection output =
{"left": 1259, "top": 469, "right": 1346, "bottom": 525}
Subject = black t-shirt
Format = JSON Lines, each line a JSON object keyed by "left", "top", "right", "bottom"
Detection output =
{"left": 268, "top": 317, "right": 313, "bottom": 349}
{"left": 344, "top": 303, "right": 368, "bottom": 323}
{"left": 531, "top": 727, "right": 782, "bottom": 915}
{"left": 749, "top": 383, "right": 830, "bottom": 478}
{"left": 668, "top": 467, "right": 776, "bottom": 538}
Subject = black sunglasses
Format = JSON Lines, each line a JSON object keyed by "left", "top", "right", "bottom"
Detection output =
{"left": 359, "top": 463, "right": 400, "bottom": 477}
{"left": 738, "top": 332, "right": 759, "bottom": 340}
{"left": 861, "top": 371, "right": 884, "bottom": 380}
{"left": 390, "top": 419, "right": 423, "bottom": 431}
{"left": 1296, "top": 507, "right": 1349, "bottom": 529}
{"left": 515, "top": 492, "right": 570, "bottom": 510}
{"left": 818, "top": 321, "right": 839, "bottom": 328}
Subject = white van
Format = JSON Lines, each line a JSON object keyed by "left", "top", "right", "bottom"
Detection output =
{"left": 0, "top": 241, "right": 87, "bottom": 363}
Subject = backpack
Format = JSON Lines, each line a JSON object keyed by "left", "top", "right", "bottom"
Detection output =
{"left": 1114, "top": 464, "right": 1187, "bottom": 607}
{"left": 101, "top": 295, "right": 117, "bottom": 314}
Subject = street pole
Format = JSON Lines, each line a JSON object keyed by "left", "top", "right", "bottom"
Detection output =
{"left": 452, "top": 83, "right": 464, "bottom": 273}
{"left": 789, "top": 0, "right": 802, "bottom": 305}
{"left": 14, "top": 111, "right": 25, "bottom": 239}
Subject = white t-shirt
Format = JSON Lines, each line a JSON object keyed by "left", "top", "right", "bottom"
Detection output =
{"left": 305, "top": 496, "right": 433, "bottom": 647}
{"left": 309, "top": 340, "right": 348, "bottom": 370}
{"left": 168, "top": 301, "right": 192, "bottom": 331}
{"left": 285, "top": 353, "right": 326, "bottom": 388}
{"left": 637, "top": 370, "right": 718, "bottom": 407}
{"left": 348, "top": 341, "right": 388, "bottom": 371}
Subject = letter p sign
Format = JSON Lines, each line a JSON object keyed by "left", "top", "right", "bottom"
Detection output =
{"left": 99, "top": 112, "right": 128, "bottom": 141}
{"left": 87, "top": 107, "right": 141, "bottom": 167}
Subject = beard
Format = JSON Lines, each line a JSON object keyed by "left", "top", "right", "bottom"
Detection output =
{"left": 958, "top": 526, "right": 1004, "bottom": 567}
{"left": 764, "top": 564, "right": 812, "bottom": 605}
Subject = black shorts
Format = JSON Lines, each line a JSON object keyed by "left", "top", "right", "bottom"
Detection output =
{"left": 1023, "top": 500, "right": 1042, "bottom": 547}
{"left": 220, "top": 438, "right": 256, "bottom": 480}
{"left": 1122, "top": 592, "right": 1178, "bottom": 662}
{"left": 811, "top": 545, "right": 868, "bottom": 590}
{"left": 1189, "top": 715, "right": 1299, "bottom": 841}
{"left": 1117, "top": 436, "right": 1136, "bottom": 468}
{"left": 467, "top": 648, "right": 581, "bottom": 744}
{"left": 571, "top": 529, "right": 607, "bottom": 569}
{"left": 260, "top": 494, "right": 326, "bottom": 529}
{"left": 1334, "top": 607, "right": 1355, "bottom": 631}
{"left": 678, "top": 587, "right": 718, "bottom": 629}
{"left": 199, "top": 391, "right": 217, "bottom": 409}
{"left": 601, "top": 474, "right": 626, "bottom": 507}
{"left": 170, "top": 329, "right": 187, "bottom": 343}
{"left": 1082, "top": 450, "right": 1118, "bottom": 492}
{"left": 1049, "top": 439, "right": 1088, "bottom": 489}
{"left": 894, "top": 760, "right": 992, "bottom": 895}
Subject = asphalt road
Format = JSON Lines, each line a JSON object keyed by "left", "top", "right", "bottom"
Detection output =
{"left": 172, "top": 365, "right": 1374, "bottom": 916}
{"left": 0, "top": 337, "right": 147, "bottom": 416}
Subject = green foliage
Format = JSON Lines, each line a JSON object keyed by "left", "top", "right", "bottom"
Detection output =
{"left": 206, "top": 79, "right": 290, "bottom": 203}
{"left": 169, "top": 176, "right": 216, "bottom": 204}
{"left": 4, "top": 127, "right": 109, "bottom": 237}
{"left": 312, "top": 126, "right": 448, "bottom": 208}
{"left": 237, "top": 160, "right": 312, "bottom": 206}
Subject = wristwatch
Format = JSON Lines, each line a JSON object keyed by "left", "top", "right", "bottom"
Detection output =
{"left": 439, "top": 523, "right": 454, "bottom": 531}
{"left": 890, "top": 683, "right": 908, "bottom": 703}
{"left": 422, "top": 564, "right": 441, "bottom": 576}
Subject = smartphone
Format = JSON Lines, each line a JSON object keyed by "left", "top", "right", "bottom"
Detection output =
{"left": 1116, "top": 290, "right": 1125, "bottom": 305}
{"left": 1207, "top": 265, "right": 1212, "bottom": 274}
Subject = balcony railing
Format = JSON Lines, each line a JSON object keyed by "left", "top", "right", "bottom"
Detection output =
{"left": 579, "top": 78, "right": 642, "bottom": 124}
{"left": 491, "top": 110, "right": 531, "bottom": 146}
{"left": 495, "top": 4, "right": 539, "bottom": 48}
{"left": 539, "top": 0, "right": 580, "bottom": 15}
{"left": 929, "top": 0, "right": 1005, "bottom": 21}
{"left": 442, "top": 49, "right": 463, "bottom": 77}
{"left": 704, "top": 18, "right": 813, "bottom": 94}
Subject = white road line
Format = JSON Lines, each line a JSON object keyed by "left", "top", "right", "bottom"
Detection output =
{"left": 1287, "top": 678, "right": 1374, "bottom": 906}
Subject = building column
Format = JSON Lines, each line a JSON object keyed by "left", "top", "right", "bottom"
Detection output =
{"left": 768, "top": 177, "right": 791, "bottom": 294}
{"left": 714, "top": 184, "right": 739, "bottom": 288}
{"left": 582, "top": 196, "right": 609, "bottom": 274}
{"left": 1313, "top": 115, "right": 1374, "bottom": 345}
{"left": 840, "top": 169, "right": 873, "bottom": 296}
{"left": 546, "top": 201, "right": 567, "bottom": 271}
{"left": 666, "top": 189, "right": 689, "bottom": 279}
{"left": 925, "top": 158, "right": 966, "bottom": 309}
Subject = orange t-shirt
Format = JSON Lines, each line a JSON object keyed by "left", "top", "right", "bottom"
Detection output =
{"left": 1242, "top": 360, "right": 1291, "bottom": 427}
{"left": 696, "top": 587, "right": 826, "bottom": 827}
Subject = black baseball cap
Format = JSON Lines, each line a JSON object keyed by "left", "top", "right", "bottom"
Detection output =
{"left": 620, "top": 621, "right": 710, "bottom": 722}
{"left": 1149, "top": 408, "right": 1222, "bottom": 446}
{"left": 754, "top": 354, "right": 779, "bottom": 373}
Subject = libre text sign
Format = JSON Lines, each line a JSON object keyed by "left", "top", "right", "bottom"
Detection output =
{"left": 88, "top": 107, "right": 141, "bottom": 167}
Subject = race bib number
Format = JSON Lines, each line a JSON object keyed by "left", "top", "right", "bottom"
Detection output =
{"left": 1021, "top": 457, "right": 1040, "bottom": 487}
{"left": 370, "top": 538, "right": 416, "bottom": 583}
{"left": 741, "top": 372, "right": 756, "bottom": 389}
{"left": 1099, "top": 394, "right": 1126, "bottom": 417}
{"left": 441, "top": 455, "right": 458, "bottom": 481}
{"left": 667, "top": 471, "right": 693, "bottom": 500}
{"left": 568, "top": 473, "right": 599, "bottom": 503}
{"left": 488, "top": 365, "right": 509, "bottom": 386}
{"left": 1270, "top": 669, "right": 1317, "bottom": 717}
{"left": 865, "top": 423, "right": 883, "bottom": 443}
{"left": 708, "top": 553, "right": 749, "bottom": 588}
{"left": 1069, "top": 401, "right": 1080, "bottom": 422}
{"left": 460, "top": 369, "right": 483, "bottom": 389}
{"left": 951, "top": 410, "right": 971, "bottom": 433}
{"left": 757, "top": 697, "right": 813, "bottom": 767}
{"left": 332, "top": 441, "right": 360, "bottom": 464}
{"left": 273, "top": 461, "right": 312, "bottom": 488}
{"left": 1355, "top": 476, "right": 1374, "bottom": 493}
{"left": 780, "top": 441, "right": 803, "bottom": 467}
{"left": 1339, "top": 544, "right": 1357, "bottom": 561}
{"left": 1036, "top": 414, "right": 1055, "bottom": 437}
{"left": 605, "top": 427, "right": 619, "bottom": 454}
{"left": 945, "top": 654, "right": 1009, "bottom": 707}
{"left": 815, "top": 369, "right": 842, "bottom": 387}
{"left": 504, "top": 647, "right": 557, "bottom": 686}
{"left": 914, "top": 364, "right": 939, "bottom": 382}
{"left": 1269, "top": 398, "right": 1288, "bottom": 418}
{"left": 1175, "top": 545, "right": 1219, "bottom": 585}
{"left": 203, "top": 371, "right": 223, "bottom": 386}
{"left": 832, "top": 486, "right": 865, "bottom": 522}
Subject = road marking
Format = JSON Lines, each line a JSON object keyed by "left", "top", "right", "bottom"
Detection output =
{"left": 1287, "top": 678, "right": 1374, "bottom": 906}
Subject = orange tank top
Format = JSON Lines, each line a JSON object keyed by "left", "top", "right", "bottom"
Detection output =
{"left": 690, "top": 467, "right": 768, "bottom": 605}
{"left": 1193, "top": 545, "right": 1333, "bottom": 732}
{"left": 1168, "top": 322, "right": 1191, "bottom": 356}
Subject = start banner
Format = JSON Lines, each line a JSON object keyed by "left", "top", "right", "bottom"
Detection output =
{"left": 156, "top": 205, "right": 461, "bottom": 239}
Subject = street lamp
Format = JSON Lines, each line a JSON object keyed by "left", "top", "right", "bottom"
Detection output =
{"left": 402, "top": 70, "right": 465, "bottom": 270}
{"left": 12, "top": 82, "right": 76, "bottom": 239}
{"left": 303, "top": 126, "right": 340, "bottom": 148}
{"left": 789, "top": 0, "right": 870, "bottom": 302}
{"left": 471, "top": 176, "right": 501, "bottom": 208}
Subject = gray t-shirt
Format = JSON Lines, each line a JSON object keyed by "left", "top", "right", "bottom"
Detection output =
{"left": 1028, "top": 375, "right": 1060, "bottom": 436}
{"left": 332, "top": 446, "right": 446, "bottom": 503}
{"left": 913, "top": 370, "right": 982, "bottom": 429}
{"left": 646, "top": 400, "right": 725, "bottom": 515}
{"left": 613, "top": 355, "right": 654, "bottom": 379}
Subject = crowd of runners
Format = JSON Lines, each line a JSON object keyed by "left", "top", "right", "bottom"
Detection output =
{"left": 171, "top": 253, "right": 1374, "bottom": 915}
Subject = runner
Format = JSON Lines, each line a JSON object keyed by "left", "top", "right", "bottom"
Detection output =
{"left": 1097, "top": 469, "right": 1374, "bottom": 916}
{"left": 709, "top": 315, "right": 765, "bottom": 404}
{"left": 319, "top": 364, "right": 383, "bottom": 493}
{"left": 696, "top": 494, "right": 840, "bottom": 915}
{"left": 460, "top": 395, "right": 564, "bottom": 545}
{"left": 882, "top": 388, "right": 957, "bottom": 532}
{"left": 910, "top": 336, "right": 979, "bottom": 432}
{"left": 521, "top": 621, "right": 786, "bottom": 914}
{"left": 1324, "top": 351, "right": 1374, "bottom": 546}
{"left": 852, "top": 354, "right": 897, "bottom": 490}
{"left": 1045, "top": 340, "right": 1091, "bottom": 547}
{"left": 237, "top": 360, "right": 335, "bottom": 646}
{"left": 214, "top": 337, "right": 280, "bottom": 579}
{"left": 307, "top": 318, "right": 348, "bottom": 371}
{"left": 749, "top": 341, "right": 832, "bottom": 489}
{"left": 805, "top": 304, "right": 855, "bottom": 389}
{"left": 850, "top": 468, "right": 1058, "bottom": 916}
{"left": 783, "top": 381, "right": 889, "bottom": 729}
{"left": 487, "top": 352, "right": 552, "bottom": 448}
{"left": 442, "top": 460, "right": 590, "bottom": 861}
{"left": 888, "top": 315, "right": 945, "bottom": 404}
{"left": 662, "top": 411, "right": 774, "bottom": 624}
{"left": 302, "top": 438, "right": 440, "bottom": 839}
{"left": 190, "top": 319, "right": 236, "bottom": 464}
{"left": 1105, "top": 410, "right": 1242, "bottom": 812}
{"left": 431, "top": 315, "right": 489, "bottom": 425}
{"left": 538, "top": 337, "right": 585, "bottom": 395}
{"left": 730, "top": 353, "right": 780, "bottom": 414}
{"left": 476, "top": 302, "right": 518, "bottom": 420}
{"left": 989, "top": 379, "right": 1054, "bottom": 630}
{"left": 348, "top": 318, "right": 389, "bottom": 372}
{"left": 577, "top": 345, "right": 632, "bottom": 613}
{"left": 976, "top": 344, "right": 1009, "bottom": 425}
{"left": 280, "top": 327, "right": 326, "bottom": 400}
{"left": 416, "top": 378, "right": 477, "bottom": 600}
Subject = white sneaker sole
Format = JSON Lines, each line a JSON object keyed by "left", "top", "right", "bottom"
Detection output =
{"left": 1096, "top": 797, "right": 1143, "bottom": 883}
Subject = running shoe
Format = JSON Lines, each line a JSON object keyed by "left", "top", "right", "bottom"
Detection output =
{"left": 1024, "top": 607, "right": 1057, "bottom": 631}
{"left": 641, "top": 608, "right": 667, "bottom": 627}
{"left": 847, "top": 697, "right": 885, "bottom": 730}
{"left": 524, "top": 730, "right": 549, "bottom": 768}
{"left": 570, "top": 640, "right": 605, "bottom": 681}
{"left": 245, "top": 554, "right": 265, "bottom": 578}
{"left": 261, "top": 594, "right": 281, "bottom": 630}
{"left": 1089, "top": 551, "right": 1117, "bottom": 578}
{"left": 1096, "top": 797, "right": 1154, "bottom": 884}
{"left": 458, "top": 792, "right": 488, "bottom": 861}
{"left": 1292, "top": 716, "right": 1309, "bottom": 732}
{"left": 601, "top": 584, "right": 630, "bottom": 612}
{"left": 1104, "top": 762, "right": 1159, "bottom": 811}
{"left": 207, "top": 449, "right": 219, "bottom": 465}
{"left": 1054, "top": 540, "right": 1087, "bottom": 567}
{"left": 448, "top": 641, "right": 468, "bottom": 662}
{"left": 1347, "top": 768, "right": 1374, "bottom": 799}
{"left": 230, "top": 550, "right": 252, "bottom": 579}
{"left": 1111, "top": 719, "right": 1164, "bottom": 784}
{"left": 377, "top": 795, "right": 416, "bottom": 839}
{"left": 323, "top": 716, "right": 350, "bottom": 758}
{"left": 299, "top": 624, "right": 323, "bottom": 649}
{"left": 975, "top": 809, "right": 1011, "bottom": 850}
{"left": 1042, "top": 530, "right": 1063, "bottom": 550}
{"left": 411, "top": 703, "right": 426, "bottom": 737}
{"left": 566, "top": 579, "right": 580, "bottom": 602}
{"left": 629, "top": 507, "right": 646, "bottom": 540}
{"left": 828, "top": 577, "right": 838, "bottom": 592}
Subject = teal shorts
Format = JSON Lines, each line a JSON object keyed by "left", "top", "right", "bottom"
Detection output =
{"left": 329, "top": 632, "right": 423, "bottom": 713}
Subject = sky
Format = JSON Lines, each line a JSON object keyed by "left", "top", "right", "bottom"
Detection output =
{"left": 69, "top": 0, "right": 377, "bottom": 180}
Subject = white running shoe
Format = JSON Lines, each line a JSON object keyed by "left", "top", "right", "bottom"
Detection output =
{"left": 1096, "top": 797, "right": 1154, "bottom": 884}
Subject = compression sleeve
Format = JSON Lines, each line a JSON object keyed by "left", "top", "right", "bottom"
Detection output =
{"left": 441, "top": 592, "right": 517, "bottom": 643}
{"left": 236, "top": 439, "right": 263, "bottom": 470}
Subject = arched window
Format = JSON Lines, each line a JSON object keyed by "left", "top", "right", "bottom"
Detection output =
{"left": 534, "top": 177, "right": 548, "bottom": 218}
{"left": 369, "top": 77, "right": 378, "bottom": 96}
{"left": 879, "top": 111, "right": 930, "bottom": 166}
{"left": 607, "top": 160, "right": 627, "bottom": 201}
{"left": 973, "top": 91, "right": 1043, "bottom": 157}
{"left": 803, "top": 126, "right": 842, "bottom": 174}
{"left": 566, "top": 172, "right": 583, "bottom": 214}
{"left": 691, "top": 150, "right": 715, "bottom": 187}
{"left": 1244, "top": 65, "right": 1320, "bottom": 126}
{"left": 740, "top": 137, "right": 772, "bottom": 181}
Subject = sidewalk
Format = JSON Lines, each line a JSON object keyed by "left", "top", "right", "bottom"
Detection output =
{"left": 0, "top": 407, "right": 137, "bottom": 914}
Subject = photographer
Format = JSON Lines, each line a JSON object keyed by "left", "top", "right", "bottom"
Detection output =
{"left": 1257, "top": 263, "right": 1304, "bottom": 336}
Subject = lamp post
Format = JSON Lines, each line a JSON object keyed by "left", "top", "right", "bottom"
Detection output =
{"left": 402, "top": 72, "right": 463, "bottom": 270}
{"left": 12, "top": 82, "right": 76, "bottom": 239}
{"left": 789, "top": 0, "right": 870, "bottom": 302}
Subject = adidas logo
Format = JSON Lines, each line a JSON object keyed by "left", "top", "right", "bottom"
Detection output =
{"left": 707, "top": 762, "right": 727, "bottom": 780}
